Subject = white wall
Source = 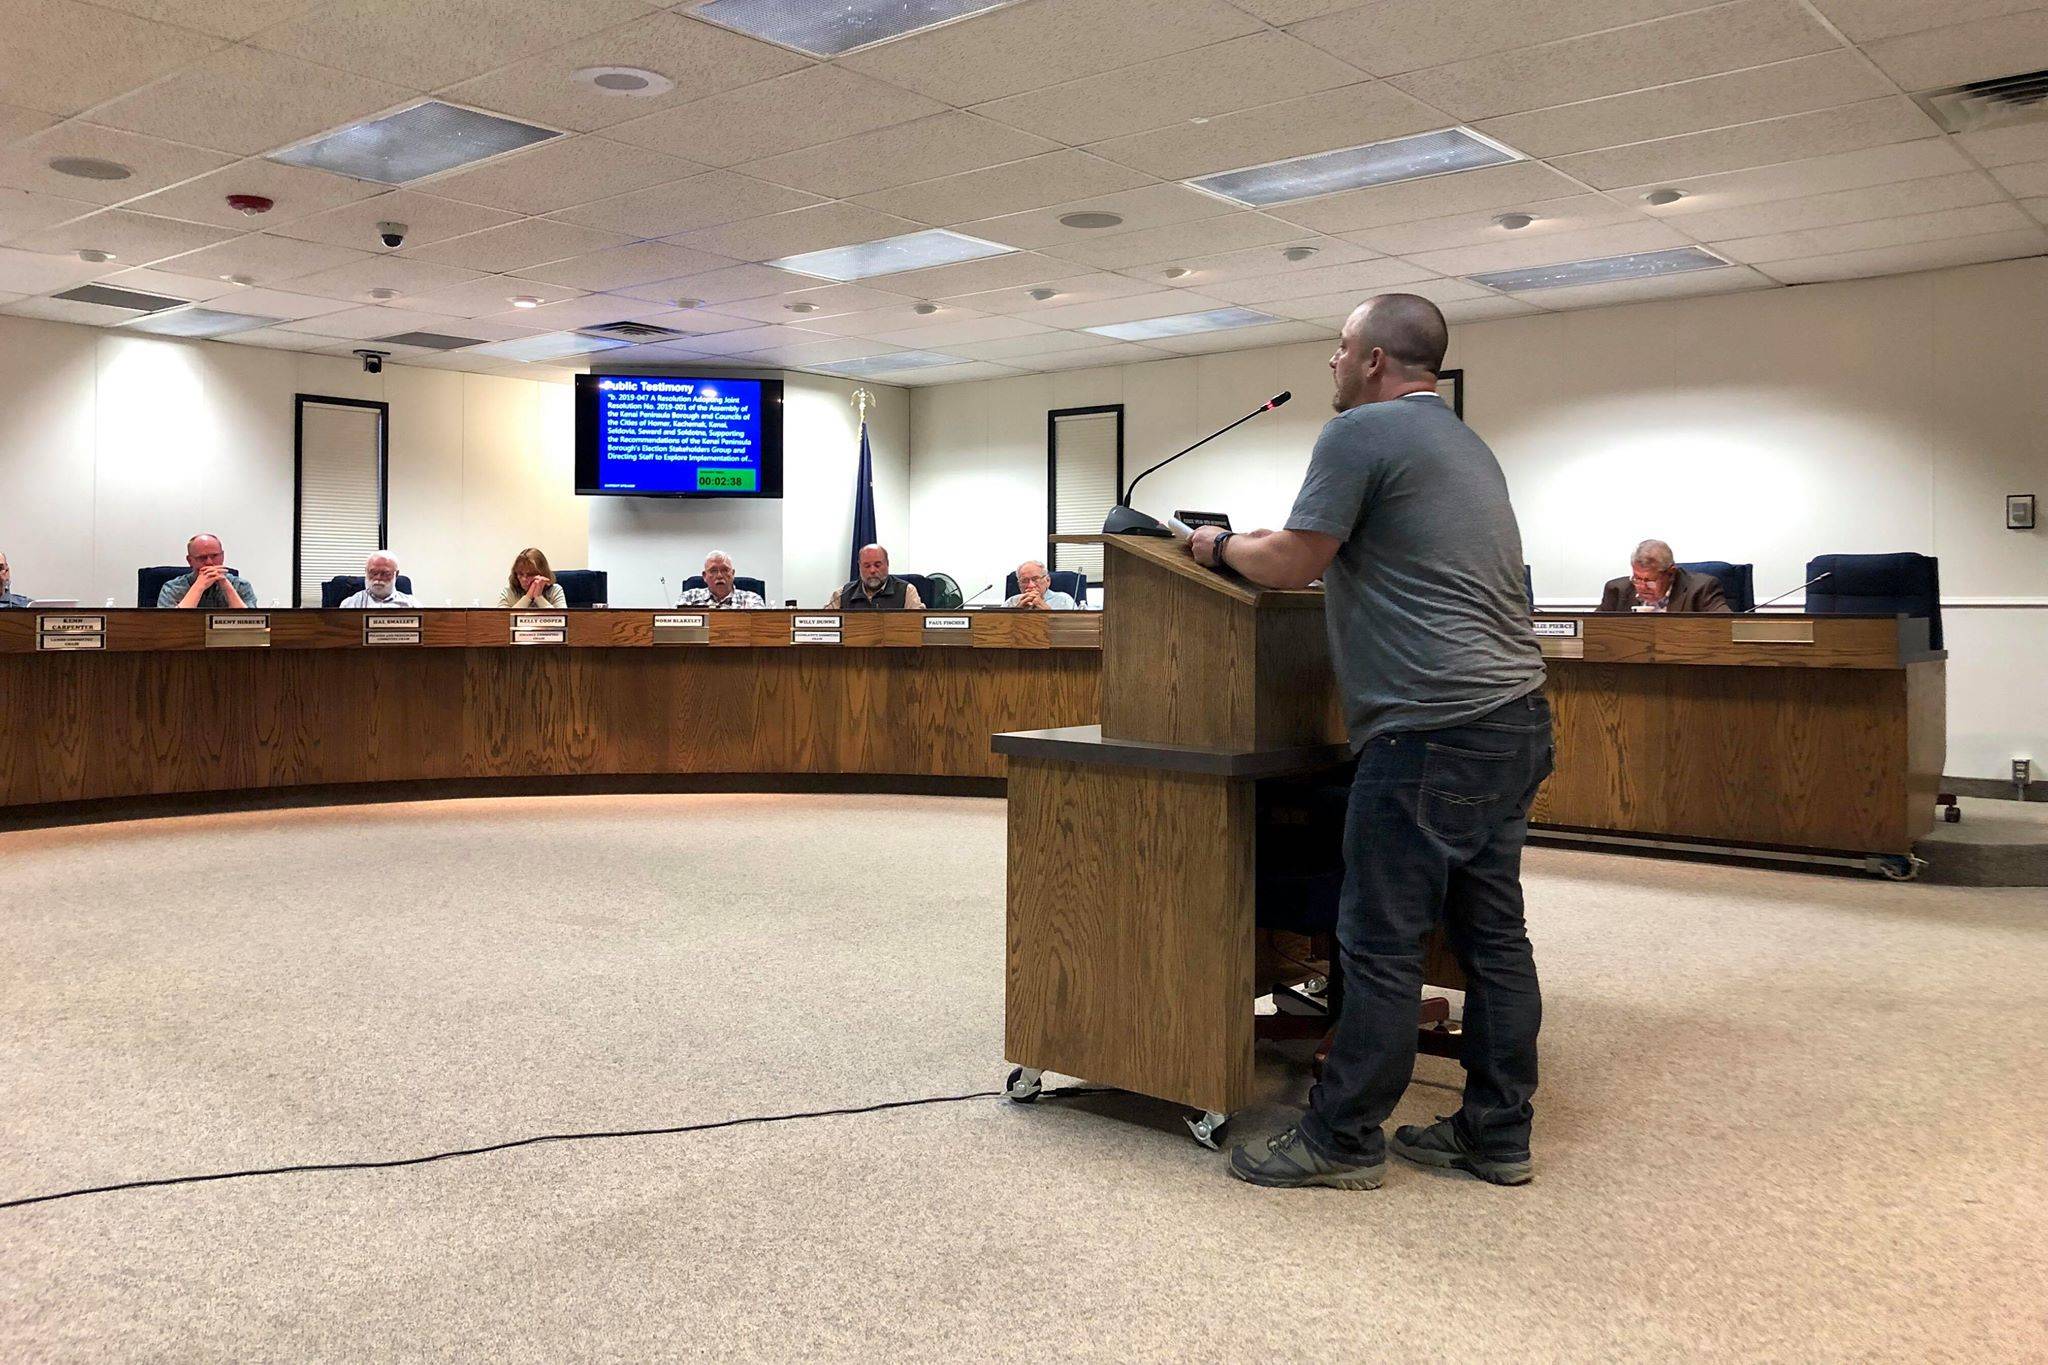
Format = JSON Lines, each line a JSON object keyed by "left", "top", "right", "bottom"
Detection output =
{"left": 908, "top": 257, "right": 2048, "bottom": 782}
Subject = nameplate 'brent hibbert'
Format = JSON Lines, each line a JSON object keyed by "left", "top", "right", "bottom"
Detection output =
{"left": 206, "top": 613, "right": 271, "bottom": 648}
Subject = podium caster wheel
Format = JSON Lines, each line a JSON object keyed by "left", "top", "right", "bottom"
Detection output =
{"left": 1004, "top": 1066, "right": 1043, "bottom": 1103}
{"left": 1941, "top": 806, "right": 1961, "bottom": 823}
{"left": 1185, "top": 1110, "right": 1229, "bottom": 1150}
{"left": 1877, "top": 855, "right": 1925, "bottom": 882}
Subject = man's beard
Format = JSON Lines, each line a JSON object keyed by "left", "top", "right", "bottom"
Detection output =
{"left": 861, "top": 576, "right": 885, "bottom": 591}
{"left": 368, "top": 582, "right": 392, "bottom": 600}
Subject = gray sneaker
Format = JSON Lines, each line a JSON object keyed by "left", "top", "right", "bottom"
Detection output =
{"left": 1228, "top": 1126, "right": 1384, "bottom": 1189}
{"left": 1391, "top": 1117, "right": 1532, "bottom": 1186}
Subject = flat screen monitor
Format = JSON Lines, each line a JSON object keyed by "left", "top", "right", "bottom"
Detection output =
{"left": 574, "top": 374, "right": 784, "bottom": 498}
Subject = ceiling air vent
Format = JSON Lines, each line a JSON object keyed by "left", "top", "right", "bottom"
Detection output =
{"left": 578, "top": 320, "right": 688, "bottom": 342}
{"left": 54, "top": 283, "right": 188, "bottom": 312}
{"left": 1914, "top": 68, "right": 2048, "bottom": 134}
{"left": 375, "top": 331, "right": 485, "bottom": 350}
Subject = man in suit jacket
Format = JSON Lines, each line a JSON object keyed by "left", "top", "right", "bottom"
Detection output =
{"left": 1598, "top": 539, "right": 1730, "bottom": 613}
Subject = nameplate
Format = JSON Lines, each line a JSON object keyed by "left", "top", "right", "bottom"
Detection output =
{"left": 653, "top": 612, "right": 710, "bottom": 644}
{"left": 1731, "top": 619, "right": 1814, "bottom": 644}
{"left": 513, "top": 613, "right": 567, "bottom": 630}
{"left": 792, "top": 630, "right": 842, "bottom": 645}
{"left": 37, "top": 632, "right": 104, "bottom": 651}
{"left": 206, "top": 613, "right": 270, "bottom": 647}
{"left": 38, "top": 614, "right": 105, "bottom": 635}
{"left": 923, "top": 616, "right": 971, "bottom": 630}
{"left": 792, "top": 614, "right": 841, "bottom": 630}
{"left": 513, "top": 627, "right": 566, "bottom": 645}
{"left": 1539, "top": 638, "right": 1585, "bottom": 659}
{"left": 1531, "top": 619, "right": 1581, "bottom": 638}
{"left": 364, "top": 614, "right": 421, "bottom": 646}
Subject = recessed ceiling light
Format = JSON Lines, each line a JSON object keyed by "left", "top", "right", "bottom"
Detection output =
{"left": 1495, "top": 212, "right": 1535, "bottom": 230}
{"left": 1188, "top": 127, "right": 1522, "bottom": 208}
{"left": 220, "top": 274, "right": 255, "bottom": 286}
{"left": 48, "top": 156, "right": 131, "bottom": 181}
{"left": 816, "top": 350, "right": 968, "bottom": 376}
{"left": 1085, "top": 306, "right": 1282, "bottom": 341}
{"left": 120, "top": 307, "right": 271, "bottom": 338}
{"left": 572, "top": 66, "right": 674, "bottom": 97}
{"left": 367, "top": 287, "right": 399, "bottom": 300}
{"left": 1282, "top": 245, "right": 1319, "bottom": 262}
{"left": 769, "top": 228, "right": 1014, "bottom": 282}
{"left": 1189, "top": 117, "right": 1210, "bottom": 125}
{"left": 695, "top": 0, "right": 1022, "bottom": 58}
{"left": 1161, "top": 266, "right": 1191, "bottom": 279}
{"left": 469, "top": 331, "right": 636, "bottom": 363}
{"left": 1058, "top": 211, "right": 1124, "bottom": 230}
{"left": 77, "top": 249, "right": 114, "bottom": 264}
{"left": 912, "top": 302, "right": 940, "bottom": 315}
{"left": 1026, "top": 287, "right": 1058, "bottom": 301}
{"left": 785, "top": 300, "right": 820, "bottom": 313}
{"left": 269, "top": 100, "right": 560, "bottom": 185}
{"left": 672, "top": 297, "right": 705, "bottom": 309}
{"left": 510, "top": 295, "right": 541, "bottom": 308}
{"left": 1644, "top": 188, "right": 1686, "bottom": 207}
{"left": 1470, "top": 246, "right": 1730, "bottom": 292}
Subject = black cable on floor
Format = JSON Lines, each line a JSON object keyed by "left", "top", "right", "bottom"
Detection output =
{"left": 1, "top": 1084, "right": 1117, "bottom": 1213}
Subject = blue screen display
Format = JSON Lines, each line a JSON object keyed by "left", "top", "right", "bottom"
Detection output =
{"left": 581, "top": 376, "right": 776, "bottom": 496}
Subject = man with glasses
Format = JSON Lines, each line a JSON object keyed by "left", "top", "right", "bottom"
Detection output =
{"left": 1003, "top": 559, "right": 1077, "bottom": 610}
{"left": 159, "top": 534, "right": 257, "bottom": 610}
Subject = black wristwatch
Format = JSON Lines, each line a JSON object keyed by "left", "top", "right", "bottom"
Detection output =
{"left": 1210, "top": 530, "right": 1235, "bottom": 567}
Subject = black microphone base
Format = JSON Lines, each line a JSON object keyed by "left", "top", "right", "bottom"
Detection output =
{"left": 1102, "top": 505, "right": 1172, "bottom": 537}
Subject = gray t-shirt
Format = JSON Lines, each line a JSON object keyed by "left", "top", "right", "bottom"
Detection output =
{"left": 1284, "top": 392, "right": 1544, "bottom": 749}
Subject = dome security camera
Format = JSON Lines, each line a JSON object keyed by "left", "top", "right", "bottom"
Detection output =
{"left": 354, "top": 349, "right": 389, "bottom": 374}
{"left": 375, "top": 221, "right": 407, "bottom": 249}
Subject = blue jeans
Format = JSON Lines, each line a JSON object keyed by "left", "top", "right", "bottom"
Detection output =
{"left": 1299, "top": 692, "right": 1554, "bottom": 1163}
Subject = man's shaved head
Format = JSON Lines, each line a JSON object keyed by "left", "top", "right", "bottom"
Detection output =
{"left": 1351, "top": 293, "right": 1449, "bottom": 375}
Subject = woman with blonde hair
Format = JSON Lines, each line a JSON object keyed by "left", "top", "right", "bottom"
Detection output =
{"left": 499, "top": 547, "right": 567, "bottom": 609}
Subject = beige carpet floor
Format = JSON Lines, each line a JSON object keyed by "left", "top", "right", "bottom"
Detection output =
{"left": 3, "top": 794, "right": 2045, "bottom": 1363}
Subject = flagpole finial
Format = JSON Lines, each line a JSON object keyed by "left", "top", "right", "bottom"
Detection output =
{"left": 850, "top": 387, "right": 874, "bottom": 425}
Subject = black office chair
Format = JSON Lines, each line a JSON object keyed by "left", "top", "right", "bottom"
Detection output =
{"left": 553, "top": 569, "right": 608, "bottom": 609}
{"left": 1523, "top": 564, "right": 1535, "bottom": 612}
{"left": 678, "top": 574, "right": 767, "bottom": 598}
{"left": 321, "top": 574, "right": 414, "bottom": 608}
{"left": 1677, "top": 560, "right": 1755, "bottom": 613}
{"left": 139, "top": 564, "right": 242, "bottom": 608}
{"left": 1001, "top": 569, "right": 1089, "bottom": 607}
{"left": 898, "top": 572, "right": 937, "bottom": 607}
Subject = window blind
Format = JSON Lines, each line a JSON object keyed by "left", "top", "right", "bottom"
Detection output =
{"left": 1049, "top": 408, "right": 1120, "bottom": 584}
{"left": 297, "top": 401, "right": 385, "bottom": 607}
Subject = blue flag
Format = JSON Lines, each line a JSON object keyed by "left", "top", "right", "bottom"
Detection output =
{"left": 848, "top": 419, "right": 877, "bottom": 584}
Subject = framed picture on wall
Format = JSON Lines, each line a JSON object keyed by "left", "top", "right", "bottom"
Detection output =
{"left": 1437, "top": 368, "right": 1464, "bottom": 418}
{"left": 2009, "top": 493, "right": 2037, "bottom": 530}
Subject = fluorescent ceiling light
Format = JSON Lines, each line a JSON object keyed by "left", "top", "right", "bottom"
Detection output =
{"left": 269, "top": 100, "right": 559, "bottom": 185}
{"left": 769, "top": 229, "right": 1014, "bottom": 282}
{"left": 1470, "top": 246, "right": 1731, "bottom": 293}
{"left": 120, "top": 307, "right": 271, "bottom": 338}
{"left": 469, "top": 331, "right": 635, "bottom": 363}
{"left": 1188, "top": 127, "right": 1521, "bottom": 208}
{"left": 695, "top": 0, "right": 1020, "bottom": 57}
{"left": 1086, "top": 307, "right": 1282, "bottom": 341}
{"left": 815, "top": 351, "right": 966, "bottom": 376}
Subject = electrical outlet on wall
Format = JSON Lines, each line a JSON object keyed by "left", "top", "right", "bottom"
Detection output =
{"left": 2014, "top": 757, "right": 2033, "bottom": 799}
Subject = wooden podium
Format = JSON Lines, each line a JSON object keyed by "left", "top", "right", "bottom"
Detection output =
{"left": 994, "top": 535, "right": 1382, "bottom": 1144}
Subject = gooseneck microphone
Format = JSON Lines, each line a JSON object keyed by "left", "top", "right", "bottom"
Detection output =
{"left": 1103, "top": 391, "right": 1291, "bottom": 536}
{"left": 1747, "top": 571, "right": 1830, "bottom": 612}
{"left": 964, "top": 582, "right": 996, "bottom": 605}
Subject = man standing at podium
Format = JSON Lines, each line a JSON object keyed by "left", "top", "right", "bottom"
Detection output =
{"left": 1186, "top": 293, "right": 1552, "bottom": 1191}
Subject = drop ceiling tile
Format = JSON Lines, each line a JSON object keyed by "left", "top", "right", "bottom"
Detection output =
{"left": 877, "top": 360, "right": 1027, "bottom": 385}
{"left": 1809, "top": 0, "right": 2038, "bottom": 44}
{"left": 666, "top": 323, "right": 829, "bottom": 355}
{"left": 1115, "top": 236, "right": 1379, "bottom": 289}
{"left": 246, "top": 0, "right": 654, "bottom": 91}
{"left": 471, "top": 292, "right": 665, "bottom": 329}
{"left": 1204, "top": 257, "right": 1441, "bottom": 304}
{"left": 90, "top": 46, "right": 417, "bottom": 157}
{"left": 1087, "top": 83, "right": 1445, "bottom": 182}
{"left": 154, "top": 232, "right": 375, "bottom": 285}
{"left": 94, "top": 265, "right": 239, "bottom": 301}
{"left": 436, "top": 11, "right": 811, "bottom": 134}
{"left": 1861, "top": 11, "right": 2048, "bottom": 90}
{"left": 1674, "top": 171, "right": 2007, "bottom": 239}
{"left": 281, "top": 304, "right": 470, "bottom": 340}
{"left": 743, "top": 338, "right": 910, "bottom": 367}
{"left": 1147, "top": 319, "right": 1333, "bottom": 354}
{"left": 666, "top": 203, "right": 927, "bottom": 264}
{"left": 786, "top": 301, "right": 990, "bottom": 338}
{"left": 870, "top": 315, "right": 1056, "bottom": 347}
{"left": 1555, "top": 97, "right": 1942, "bottom": 190}
{"left": 190, "top": 285, "right": 354, "bottom": 320}
{"left": 120, "top": 158, "right": 387, "bottom": 230}
{"left": 945, "top": 331, "right": 1130, "bottom": 361}
{"left": 1258, "top": 277, "right": 1499, "bottom": 323}
{"left": 1474, "top": 51, "right": 1893, "bottom": 160}
{"left": 1040, "top": 212, "right": 1316, "bottom": 270}
{"left": 401, "top": 275, "right": 586, "bottom": 318}
{"left": 278, "top": 254, "right": 487, "bottom": 302}
{"left": 877, "top": 251, "right": 1074, "bottom": 300}
{"left": 11, "top": 210, "right": 240, "bottom": 264}
{"left": 0, "top": 124, "right": 236, "bottom": 206}
{"left": 419, "top": 136, "right": 701, "bottom": 216}
{"left": 838, "top": 0, "right": 1263, "bottom": 106}
{"left": 960, "top": 185, "right": 1239, "bottom": 252}
{"left": 2024, "top": 197, "right": 2048, "bottom": 224}
{"left": 1408, "top": 220, "right": 1693, "bottom": 276}
{"left": 274, "top": 191, "right": 520, "bottom": 251}
{"left": 213, "top": 325, "right": 332, "bottom": 349}
{"left": 405, "top": 218, "right": 636, "bottom": 273}
{"left": 947, "top": 272, "right": 1160, "bottom": 315}
{"left": 1505, "top": 263, "right": 1775, "bottom": 309}
{"left": 1262, "top": 159, "right": 1586, "bottom": 234}
{"left": 1351, "top": 194, "right": 1644, "bottom": 256}
{"left": 519, "top": 241, "right": 736, "bottom": 290}
{"left": 740, "top": 114, "right": 1059, "bottom": 200}
{"left": 608, "top": 262, "right": 816, "bottom": 305}
{"left": 1958, "top": 124, "right": 2048, "bottom": 170}
{"left": 0, "top": 188, "right": 96, "bottom": 243}
{"left": 1712, "top": 202, "right": 2037, "bottom": 263}
{"left": 1, "top": 0, "right": 225, "bottom": 117}
{"left": 870, "top": 157, "right": 1173, "bottom": 233}
{"left": 1441, "top": 295, "right": 1546, "bottom": 323}
{"left": 972, "top": 32, "right": 1368, "bottom": 147}
{"left": 1002, "top": 342, "right": 1177, "bottom": 369}
{"left": 1388, "top": 0, "right": 1837, "bottom": 122}
{"left": 607, "top": 67, "right": 943, "bottom": 167}
{"left": 550, "top": 171, "right": 823, "bottom": 238}
{"left": 1994, "top": 163, "right": 2048, "bottom": 198}
{"left": 0, "top": 105, "right": 58, "bottom": 147}
{"left": 1025, "top": 290, "right": 1234, "bottom": 329}
{"left": 1614, "top": 138, "right": 1973, "bottom": 213}
{"left": 83, "top": 0, "right": 316, "bottom": 40}
{"left": 711, "top": 283, "right": 919, "bottom": 324}
{"left": 1762, "top": 227, "right": 2048, "bottom": 281}
{"left": 1290, "top": 0, "right": 1717, "bottom": 78}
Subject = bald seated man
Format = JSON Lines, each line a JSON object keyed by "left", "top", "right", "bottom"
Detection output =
{"left": 1597, "top": 540, "right": 1729, "bottom": 613}
{"left": 338, "top": 552, "right": 416, "bottom": 608}
{"left": 0, "top": 550, "right": 28, "bottom": 608}
{"left": 159, "top": 534, "right": 257, "bottom": 609}
{"left": 825, "top": 543, "right": 924, "bottom": 610}
{"left": 1004, "top": 559, "right": 1076, "bottom": 610}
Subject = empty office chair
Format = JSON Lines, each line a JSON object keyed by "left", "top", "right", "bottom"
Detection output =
{"left": 1677, "top": 560, "right": 1756, "bottom": 613}
{"left": 1804, "top": 552, "right": 1941, "bottom": 650}
{"left": 677, "top": 573, "right": 767, "bottom": 599}
{"left": 1001, "top": 569, "right": 1090, "bottom": 607}
{"left": 897, "top": 572, "right": 937, "bottom": 607}
{"left": 553, "top": 569, "right": 608, "bottom": 609}
{"left": 321, "top": 574, "right": 414, "bottom": 608}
